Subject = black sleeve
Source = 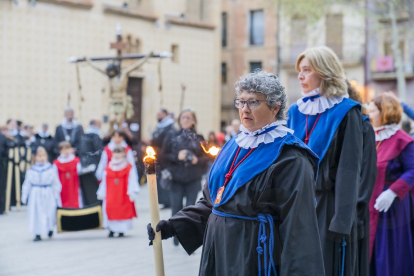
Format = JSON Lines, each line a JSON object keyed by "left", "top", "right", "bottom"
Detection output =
{"left": 53, "top": 126, "right": 62, "bottom": 156}
{"left": 194, "top": 134, "right": 209, "bottom": 168}
{"left": 93, "top": 134, "right": 104, "bottom": 151}
{"left": 169, "top": 182, "right": 213, "bottom": 255}
{"left": 161, "top": 130, "right": 178, "bottom": 164}
{"left": 271, "top": 150, "right": 325, "bottom": 275}
{"left": 329, "top": 106, "right": 363, "bottom": 235}
{"left": 357, "top": 120, "right": 377, "bottom": 231}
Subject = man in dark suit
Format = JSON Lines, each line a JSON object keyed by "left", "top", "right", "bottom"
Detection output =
{"left": 53, "top": 108, "right": 84, "bottom": 158}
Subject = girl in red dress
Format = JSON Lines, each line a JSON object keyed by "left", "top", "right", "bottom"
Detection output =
{"left": 53, "top": 141, "right": 82, "bottom": 208}
{"left": 97, "top": 147, "right": 140, "bottom": 237}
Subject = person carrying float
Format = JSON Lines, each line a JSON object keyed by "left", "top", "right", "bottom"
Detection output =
{"left": 147, "top": 70, "right": 325, "bottom": 275}
{"left": 287, "top": 46, "right": 364, "bottom": 276}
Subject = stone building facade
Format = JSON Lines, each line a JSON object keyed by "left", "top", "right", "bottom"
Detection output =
{"left": 0, "top": 0, "right": 221, "bottom": 139}
{"left": 278, "top": 4, "right": 366, "bottom": 105}
{"left": 220, "top": 0, "right": 278, "bottom": 127}
{"left": 365, "top": 2, "right": 414, "bottom": 106}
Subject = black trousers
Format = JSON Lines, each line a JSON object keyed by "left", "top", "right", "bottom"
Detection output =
{"left": 157, "top": 174, "right": 171, "bottom": 207}
{"left": 170, "top": 180, "right": 201, "bottom": 217}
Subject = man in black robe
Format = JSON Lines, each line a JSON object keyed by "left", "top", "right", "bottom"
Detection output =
{"left": 78, "top": 119, "right": 103, "bottom": 205}
{"left": 53, "top": 108, "right": 84, "bottom": 158}
{"left": 31, "top": 123, "right": 55, "bottom": 162}
{"left": 150, "top": 109, "right": 175, "bottom": 208}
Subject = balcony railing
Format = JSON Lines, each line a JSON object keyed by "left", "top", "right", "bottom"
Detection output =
{"left": 370, "top": 56, "right": 414, "bottom": 80}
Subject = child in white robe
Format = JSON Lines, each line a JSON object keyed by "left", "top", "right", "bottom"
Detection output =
{"left": 21, "top": 147, "right": 62, "bottom": 241}
{"left": 97, "top": 146, "right": 140, "bottom": 237}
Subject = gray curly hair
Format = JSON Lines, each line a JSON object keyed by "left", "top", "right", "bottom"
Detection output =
{"left": 234, "top": 70, "right": 287, "bottom": 120}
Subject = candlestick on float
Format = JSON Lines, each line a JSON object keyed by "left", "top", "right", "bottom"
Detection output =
{"left": 143, "top": 146, "right": 165, "bottom": 276}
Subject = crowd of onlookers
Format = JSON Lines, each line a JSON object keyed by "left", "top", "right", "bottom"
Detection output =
{"left": 0, "top": 106, "right": 243, "bottom": 232}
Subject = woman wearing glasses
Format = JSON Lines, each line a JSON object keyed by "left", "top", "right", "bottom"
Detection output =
{"left": 148, "top": 70, "right": 325, "bottom": 275}
{"left": 287, "top": 46, "right": 364, "bottom": 276}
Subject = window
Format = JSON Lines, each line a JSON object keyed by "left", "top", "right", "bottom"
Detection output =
{"left": 221, "top": 63, "right": 227, "bottom": 84}
{"left": 250, "top": 62, "right": 262, "bottom": 73}
{"left": 222, "top": 12, "right": 228, "bottom": 47}
{"left": 125, "top": 35, "right": 141, "bottom": 54}
{"left": 250, "top": 10, "right": 264, "bottom": 46}
{"left": 326, "top": 14, "right": 343, "bottom": 59}
{"left": 290, "top": 16, "right": 307, "bottom": 61}
{"left": 171, "top": 44, "right": 179, "bottom": 63}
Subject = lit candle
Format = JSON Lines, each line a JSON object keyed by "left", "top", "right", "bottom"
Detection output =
{"left": 143, "top": 147, "right": 165, "bottom": 276}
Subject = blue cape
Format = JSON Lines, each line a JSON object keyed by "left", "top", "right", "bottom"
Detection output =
{"left": 209, "top": 133, "right": 318, "bottom": 207}
{"left": 287, "top": 98, "right": 360, "bottom": 163}
{"left": 363, "top": 115, "right": 369, "bottom": 121}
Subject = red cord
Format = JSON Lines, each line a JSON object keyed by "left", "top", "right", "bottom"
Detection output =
{"left": 305, "top": 114, "right": 322, "bottom": 145}
{"left": 223, "top": 147, "right": 256, "bottom": 188}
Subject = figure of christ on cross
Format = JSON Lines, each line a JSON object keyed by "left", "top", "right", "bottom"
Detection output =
{"left": 85, "top": 52, "right": 153, "bottom": 130}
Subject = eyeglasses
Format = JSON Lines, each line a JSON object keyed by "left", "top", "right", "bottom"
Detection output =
{"left": 234, "top": 99, "right": 267, "bottom": 110}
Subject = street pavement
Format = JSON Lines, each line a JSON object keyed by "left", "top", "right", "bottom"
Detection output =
{"left": 0, "top": 185, "right": 202, "bottom": 276}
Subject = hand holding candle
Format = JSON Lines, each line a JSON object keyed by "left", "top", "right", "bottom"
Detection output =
{"left": 143, "top": 146, "right": 165, "bottom": 276}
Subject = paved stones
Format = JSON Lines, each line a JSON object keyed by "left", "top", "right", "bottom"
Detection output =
{"left": 0, "top": 185, "right": 201, "bottom": 276}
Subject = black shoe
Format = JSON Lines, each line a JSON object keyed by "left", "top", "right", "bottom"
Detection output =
{"left": 118, "top": 233, "right": 124, "bottom": 238}
{"left": 173, "top": 236, "right": 179, "bottom": 246}
{"left": 34, "top": 235, "right": 41, "bottom": 242}
{"left": 108, "top": 231, "right": 114, "bottom": 238}
{"left": 48, "top": 231, "right": 53, "bottom": 238}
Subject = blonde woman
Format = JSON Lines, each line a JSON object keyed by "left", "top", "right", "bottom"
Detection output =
{"left": 287, "top": 46, "right": 364, "bottom": 276}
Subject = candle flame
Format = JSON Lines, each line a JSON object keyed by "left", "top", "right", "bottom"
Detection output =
{"left": 143, "top": 146, "right": 156, "bottom": 162}
{"left": 200, "top": 143, "right": 221, "bottom": 156}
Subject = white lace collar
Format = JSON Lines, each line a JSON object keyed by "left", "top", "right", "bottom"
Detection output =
{"left": 235, "top": 120, "right": 294, "bottom": 149}
{"left": 108, "top": 140, "right": 128, "bottom": 151}
{"left": 57, "top": 154, "right": 75, "bottom": 163}
{"left": 297, "top": 88, "right": 349, "bottom": 115}
{"left": 61, "top": 118, "right": 79, "bottom": 129}
{"left": 109, "top": 158, "right": 128, "bottom": 171}
{"left": 374, "top": 124, "right": 400, "bottom": 142}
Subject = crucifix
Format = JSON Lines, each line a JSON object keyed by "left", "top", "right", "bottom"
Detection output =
{"left": 69, "top": 23, "right": 172, "bottom": 131}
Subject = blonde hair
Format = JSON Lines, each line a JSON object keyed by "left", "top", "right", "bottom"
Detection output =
{"left": 296, "top": 46, "right": 347, "bottom": 98}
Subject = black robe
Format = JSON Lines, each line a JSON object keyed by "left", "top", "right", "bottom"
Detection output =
{"left": 31, "top": 133, "right": 55, "bottom": 162}
{"left": 315, "top": 106, "right": 363, "bottom": 276}
{"left": 53, "top": 125, "right": 84, "bottom": 157}
{"left": 78, "top": 133, "right": 103, "bottom": 206}
{"left": 0, "top": 133, "right": 8, "bottom": 214}
{"left": 356, "top": 119, "right": 377, "bottom": 276}
{"left": 169, "top": 145, "right": 325, "bottom": 276}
